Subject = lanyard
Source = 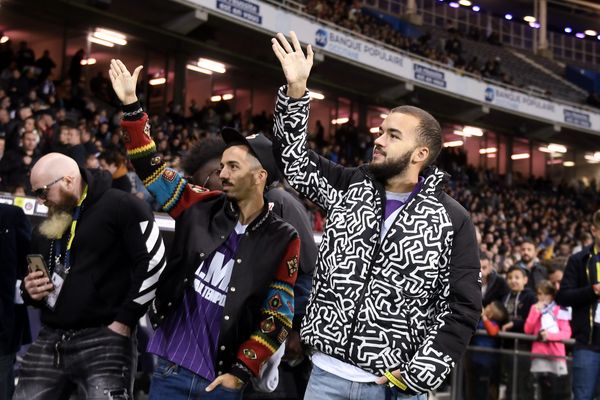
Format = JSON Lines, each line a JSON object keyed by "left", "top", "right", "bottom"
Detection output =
{"left": 54, "top": 185, "right": 88, "bottom": 272}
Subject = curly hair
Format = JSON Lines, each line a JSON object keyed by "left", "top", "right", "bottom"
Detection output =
{"left": 181, "top": 136, "right": 226, "bottom": 176}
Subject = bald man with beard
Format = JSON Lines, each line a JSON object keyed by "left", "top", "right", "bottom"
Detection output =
{"left": 14, "top": 153, "right": 166, "bottom": 400}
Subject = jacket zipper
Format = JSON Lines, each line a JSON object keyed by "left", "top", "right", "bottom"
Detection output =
{"left": 343, "top": 183, "right": 390, "bottom": 356}
{"left": 341, "top": 176, "right": 428, "bottom": 356}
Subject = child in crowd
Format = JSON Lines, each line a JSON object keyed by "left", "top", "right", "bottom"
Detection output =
{"left": 501, "top": 266, "right": 537, "bottom": 400}
{"left": 466, "top": 301, "right": 509, "bottom": 400}
{"left": 524, "top": 280, "right": 571, "bottom": 400}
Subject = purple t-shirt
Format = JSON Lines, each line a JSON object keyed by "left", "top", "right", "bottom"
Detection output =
{"left": 148, "top": 222, "right": 247, "bottom": 380}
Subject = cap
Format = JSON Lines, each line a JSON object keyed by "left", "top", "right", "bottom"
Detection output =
{"left": 221, "top": 127, "right": 280, "bottom": 186}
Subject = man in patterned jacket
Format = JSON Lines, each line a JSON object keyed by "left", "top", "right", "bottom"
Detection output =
{"left": 109, "top": 60, "right": 299, "bottom": 400}
{"left": 270, "top": 32, "right": 481, "bottom": 399}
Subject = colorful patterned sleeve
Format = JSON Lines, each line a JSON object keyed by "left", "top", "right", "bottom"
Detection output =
{"left": 120, "top": 104, "right": 220, "bottom": 218}
{"left": 230, "top": 236, "right": 300, "bottom": 382}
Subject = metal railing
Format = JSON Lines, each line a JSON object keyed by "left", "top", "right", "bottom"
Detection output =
{"left": 450, "top": 329, "right": 575, "bottom": 400}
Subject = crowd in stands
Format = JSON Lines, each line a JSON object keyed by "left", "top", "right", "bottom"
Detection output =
{"left": 304, "top": 1, "right": 557, "bottom": 92}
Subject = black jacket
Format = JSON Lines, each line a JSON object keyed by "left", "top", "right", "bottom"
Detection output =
{"left": 556, "top": 245, "right": 599, "bottom": 346}
{"left": 483, "top": 272, "right": 510, "bottom": 307}
{"left": 272, "top": 87, "right": 481, "bottom": 394}
{"left": 0, "top": 204, "right": 31, "bottom": 355}
{"left": 24, "top": 168, "right": 164, "bottom": 330}
{"left": 121, "top": 109, "right": 300, "bottom": 383}
{"left": 502, "top": 288, "right": 537, "bottom": 333}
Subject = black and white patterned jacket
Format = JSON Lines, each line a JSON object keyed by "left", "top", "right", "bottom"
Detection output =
{"left": 272, "top": 86, "right": 482, "bottom": 394}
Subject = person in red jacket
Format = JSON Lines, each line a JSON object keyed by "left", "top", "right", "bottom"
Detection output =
{"left": 525, "top": 280, "right": 571, "bottom": 400}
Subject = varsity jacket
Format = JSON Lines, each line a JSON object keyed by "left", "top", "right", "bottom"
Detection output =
{"left": 272, "top": 86, "right": 481, "bottom": 394}
{"left": 556, "top": 245, "right": 600, "bottom": 347}
{"left": 120, "top": 104, "right": 300, "bottom": 383}
{"left": 23, "top": 168, "right": 164, "bottom": 329}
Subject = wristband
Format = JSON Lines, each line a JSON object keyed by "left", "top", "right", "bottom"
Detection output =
{"left": 384, "top": 370, "right": 407, "bottom": 391}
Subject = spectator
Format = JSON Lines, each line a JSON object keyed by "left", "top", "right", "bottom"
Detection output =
{"left": 0, "top": 204, "right": 31, "bottom": 400}
{"left": 481, "top": 252, "right": 510, "bottom": 306}
{"left": 516, "top": 238, "right": 548, "bottom": 291}
{"left": 66, "top": 127, "right": 86, "bottom": 167}
{"left": 0, "top": 130, "right": 40, "bottom": 192}
{"left": 465, "top": 300, "right": 508, "bottom": 400}
{"left": 501, "top": 265, "right": 536, "bottom": 400}
{"left": 34, "top": 50, "right": 56, "bottom": 83}
{"left": 525, "top": 280, "right": 571, "bottom": 400}
{"left": 556, "top": 209, "right": 600, "bottom": 400}
{"left": 98, "top": 150, "right": 132, "bottom": 193}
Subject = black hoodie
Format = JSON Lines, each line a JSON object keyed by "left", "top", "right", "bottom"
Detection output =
{"left": 25, "top": 168, "right": 165, "bottom": 329}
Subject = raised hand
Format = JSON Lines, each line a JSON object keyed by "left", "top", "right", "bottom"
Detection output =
{"left": 271, "top": 31, "right": 313, "bottom": 98}
{"left": 108, "top": 59, "right": 142, "bottom": 105}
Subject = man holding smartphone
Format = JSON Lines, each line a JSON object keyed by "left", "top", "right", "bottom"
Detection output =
{"left": 15, "top": 152, "right": 166, "bottom": 400}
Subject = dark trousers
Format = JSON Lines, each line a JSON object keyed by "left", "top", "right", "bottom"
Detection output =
{"left": 0, "top": 353, "right": 15, "bottom": 400}
{"left": 14, "top": 325, "right": 137, "bottom": 400}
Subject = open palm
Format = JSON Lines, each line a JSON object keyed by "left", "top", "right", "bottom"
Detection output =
{"left": 108, "top": 59, "right": 143, "bottom": 104}
{"left": 272, "top": 31, "right": 313, "bottom": 87}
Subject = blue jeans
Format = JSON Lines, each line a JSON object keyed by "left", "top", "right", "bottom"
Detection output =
{"left": 149, "top": 357, "right": 243, "bottom": 400}
{"left": 0, "top": 353, "right": 15, "bottom": 400}
{"left": 572, "top": 348, "right": 600, "bottom": 400}
{"left": 304, "top": 365, "right": 427, "bottom": 400}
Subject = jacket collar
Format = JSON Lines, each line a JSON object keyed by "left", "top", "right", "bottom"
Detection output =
{"left": 225, "top": 198, "right": 272, "bottom": 233}
{"left": 361, "top": 164, "right": 449, "bottom": 197}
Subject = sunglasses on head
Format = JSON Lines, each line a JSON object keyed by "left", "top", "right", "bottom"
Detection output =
{"left": 33, "top": 176, "right": 64, "bottom": 200}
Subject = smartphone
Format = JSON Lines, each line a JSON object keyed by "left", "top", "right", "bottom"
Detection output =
{"left": 27, "top": 254, "right": 50, "bottom": 278}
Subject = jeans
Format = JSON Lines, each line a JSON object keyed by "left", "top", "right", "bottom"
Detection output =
{"left": 14, "top": 326, "right": 137, "bottom": 400}
{"left": 304, "top": 365, "right": 427, "bottom": 400}
{"left": 572, "top": 348, "right": 600, "bottom": 400}
{"left": 0, "top": 353, "right": 15, "bottom": 400}
{"left": 149, "top": 357, "right": 243, "bottom": 400}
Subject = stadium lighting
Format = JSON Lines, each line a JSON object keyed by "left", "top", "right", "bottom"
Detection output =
{"left": 472, "top": 5, "right": 480, "bottom": 12}
{"left": 186, "top": 64, "right": 213, "bottom": 75}
{"left": 197, "top": 58, "right": 226, "bottom": 74}
{"left": 463, "top": 126, "right": 484, "bottom": 136}
{"left": 332, "top": 117, "right": 349, "bottom": 125}
{"left": 504, "top": 14, "right": 513, "bottom": 21}
{"left": 546, "top": 159, "right": 563, "bottom": 165}
{"left": 308, "top": 91, "right": 325, "bottom": 100}
{"left": 585, "top": 30, "right": 598, "bottom": 36}
{"left": 0, "top": 35, "right": 8, "bottom": 44}
{"left": 370, "top": 127, "right": 380, "bottom": 133}
{"left": 563, "top": 161, "right": 575, "bottom": 167}
{"left": 149, "top": 77, "right": 166, "bottom": 86}
{"left": 93, "top": 28, "right": 127, "bottom": 46}
{"left": 575, "top": 32, "right": 586, "bottom": 39}
{"left": 597, "top": 35, "right": 600, "bottom": 41}
{"left": 487, "top": 154, "right": 496, "bottom": 158}
{"left": 585, "top": 153, "right": 600, "bottom": 163}
{"left": 524, "top": 16, "right": 536, "bottom": 23}
{"left": 449, "top": 2, "right": 459, "bottom": 8}
{"left": 210, "top": 95, "right": 222, "bottom": 102}
{"left": 564, "top": 27, "right": 573, "bottom": 33}
{"left": 380, "top": 113, "right": 388, "bottom": 119}
{"left": 548, "top": 143, "right": 567, "bottom": 153}
{"left": 511, "top": 153, "right": 530, "bottom": 160}
{"left": 222, "top": 94, "right": 234, "bottom": 100}
{"left": 444, "top": 140, "right": 463, "bottom": 148}
{"left": 479, "top": 147, "right": 497, "bottom": 154}
{"left": 80, "top": 58, "right": 97, "bottom": 66}
{"left": 88, "top": 34, "right": 114, "bottom": 47}
{"left": 529, "top": 22, "right": 541, "bottom": 29}
{"left": 458, "top": 0, "right": 471, "bottom": 6}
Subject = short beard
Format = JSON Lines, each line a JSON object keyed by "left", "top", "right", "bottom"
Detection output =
{"left": 39, "top": 209, "right": 73, "bottom": 239}
{"left": 368, "top": 150, "right": 413, "bottom": 184}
